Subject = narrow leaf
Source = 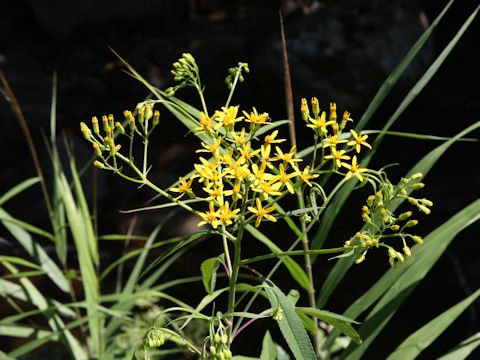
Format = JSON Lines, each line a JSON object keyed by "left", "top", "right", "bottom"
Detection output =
{"left": 200, "top": 257, "right": 221, "bottom": 294}
{"left": 260, "top": 331, "right": 277, "bottom": 360}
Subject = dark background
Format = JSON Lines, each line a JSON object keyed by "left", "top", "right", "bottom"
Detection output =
{"left": 0, "top": 0, "right": 479, "bottom": 358}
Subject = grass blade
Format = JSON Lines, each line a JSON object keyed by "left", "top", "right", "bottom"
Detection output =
{"left": 438, "top": 332, "right": 480, "bottom": 360}
{"left": 387, "top": 289, "right": 480, "bottom": 360}
{"left": 0, "top": 178, "right": 40, "bottom": 207}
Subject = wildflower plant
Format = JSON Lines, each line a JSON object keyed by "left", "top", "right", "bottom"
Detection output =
{"left": 1, "top": 3, "right": 478, "bottom": 359}
{"left": 78, "top": 49, "right": 440, "bottom": 358}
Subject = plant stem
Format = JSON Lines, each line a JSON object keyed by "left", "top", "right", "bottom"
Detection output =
{"left": 241, "top": 247, "right": 350, "bottom": 266}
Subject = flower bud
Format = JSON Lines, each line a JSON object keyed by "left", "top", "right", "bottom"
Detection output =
{"left": 92, "top": 116, "right": 100, "bottom": 134}
{"left": 272, "top": 307, "right": 284, "bottom": 321}
{"left": 93, "top": 142, "right": 102, "bottom": 156}
{"left": 301, "top": 98, "right": 309, "bottom": 121}
{"left": 396, "top": 252, "right": 404, "bottom": 263}
{"left": 412, "top": 182, "right": 425, "bottom": 190}
{"left": 390, "top": 224, "right": 400, "bottom": 231}
{"left": 80, "top": 122, "right": 91, "bottom": 140}
{"left": 405, "top": 220, "right": 418, "bottom": 227}
{"left": 389, "top": 257, "right": 396, "bottom": 268}
{"left": 102, "top": 115, "right": 109, "bottom": 131}
{"left": 420, "top": 198, "right": 433, "bottom": 207}
{"left": 403, "top": 246, "right": 412, "bottom": 257}
{"left": 329, "top": 102, "right": 337, "bottom": 121}
{"left": 388, "top": 247, "right": 397, "bottom": 259}
{"left": 367, "top": 195, "right": 375, "bottom": 207}
{"left": 411, "top": 172, "right": 423, "bottom": 180}
{"left": 137, "top": 107, "right": 145, "bottom": 123}
{"left": 108, "top": 114, "right": 114, "bottom": 129}
{"left": 399, "top": 211, "right": 412, "bottom": 220}
{"left": 311, "top": 97, "right": 320, "bottom": 118}
{"left": 93, "top": 160, "right": 104, "bottom": 169}
{"left": 221, "top": 334, "right": 228, "bottom": 345}
{"left": 418, "top": 205, "right": 431, "bottom": 214}
{"left": 214, "top": 334, "right": 222, "bottom": 344}
{"left": 412, "top": 235, "right": 424, "bottom": 244}
{"left": 145, "top": 327, "right": 165, "bottom": 347}
{"left": 355, "top": 252, "right": 366, "bottom": 264}
{"left": 144, "top": 104, "right": 153, "bottom": 122}
{"left": 115, "top": 122, "right": 125, "bottom": 135}
{"left": 153, "top": 110, "right": 160, "bottom": 127}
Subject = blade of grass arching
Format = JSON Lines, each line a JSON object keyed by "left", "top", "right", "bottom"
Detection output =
{"left": 0, "top": 256, "right": 41, "bottom": 270}
{"left": 99, "top": 236, "right": 182, "bottom": 281}
{"left": 104, "top": 241, "right": 193, "bottom": 341}
{"left": 247, "top": 225, "right": 312, "bottom": 292}
{"left": 354, "top": 0, "right": 454, "bottom": 132}
{"left": 362, "top": 129, "right": 477, "bottom": 142}
{"left": 0, "top": 213, "right": 55, "bottom": 241}
{"left": 69, "top": 157, "right": 99, "bottom": 266}
{"left": 58, "top": 171, "right": 102, "bottom": 357}
{"left": 387, "top": 289, "right": 480, "bottom": 360}
{"left": 49, "top": 74, "right": 68, "bottom": 265}
{"left": 0, "top": 178, "right": 40, "bottom": 207}
{"left": 340, "top": 198, "right": 480, "bottom": 360}
{"left": 314, "top": 0, "right": 480, "bottom": 304}
{"left": 0, "top": 208, "right": 69, "bottom": 293}
{"left": 321, "top": 122, "right": 480, "bottom": 348}
{"left": 438, "top": 332, "right": 480, "bottom": 360}
{"left": 1, "top": 263, "right": 86, "bottom": 359}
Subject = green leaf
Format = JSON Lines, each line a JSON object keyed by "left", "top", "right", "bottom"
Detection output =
{"left": 297, "top": 308, "right": 361, "bottom": 345}
{"left": 438, "top": 332, "right": 480, "bottom": 360}
{"left": 260, "top": 331, "right": 277, "bottom": 360}
{"left": 387, "top": 289, "right": 480, "bottom": 360}
{"left": 200, "top": 256, "right": 221, "bottom": 294}
{"left": 247, "top": 225, "right": 312, "bottom": 292}
{"left": 265, "top": 283, "right": 316, "bottom": 360}
{"left": 0, "top": 177, "right": 40, "bottom": 207}
{"left": 0, "top": 208, "right": 70, "bottom": 293}
{"left": 340, "top": 198, "right": 480, "bottom": 360}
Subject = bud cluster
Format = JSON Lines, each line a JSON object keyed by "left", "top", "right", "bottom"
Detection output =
{"left": 345, "top": 172, "right": 433, "bottom": 267}
{"left": 165, "top": 53, "right": 200, "bottom": 97}
{"left": 224, "top": 62, "right": 250, "bottom": 90}
{"left": 203, "top": 321, "right": 232, "bottom": 360}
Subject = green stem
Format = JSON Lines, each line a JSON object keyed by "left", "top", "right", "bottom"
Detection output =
{"left": 225, "top": 64, "right": 245, "bottom": 108}
{"left": 241, "top": 247, "right": 351, "bottom": 265}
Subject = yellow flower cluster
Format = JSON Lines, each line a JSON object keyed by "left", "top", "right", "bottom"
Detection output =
{"left": 170, "top": 106, "right": 318, "bottom": 229}
{"left": 301, "top": 98, "right": 372, "bottom": 182}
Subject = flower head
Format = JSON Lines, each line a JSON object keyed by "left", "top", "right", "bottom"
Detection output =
{"left": 248, "top": 198, "right": 277, "bottom": 228}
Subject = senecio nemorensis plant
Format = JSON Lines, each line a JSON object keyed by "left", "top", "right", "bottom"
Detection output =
{"left": 80, "top": 53, "right": 432, "bottom": 359}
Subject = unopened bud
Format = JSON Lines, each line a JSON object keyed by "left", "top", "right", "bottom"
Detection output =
{"left": 367, "top": 195, "right": 375, "bottom": 207}
{"left": 396, "top": 252, "right": 404, "bottom": 263}
{"left": 153, "top": 110, "right": 160, "bottom": 126}
{"left": 329, "top": 102, "right": 337, "bottom": 121}
{"left": 93, "top": 142, "right": 102, "bottom": 156}
{"left": 355, "top": 252, "right": 366, "bottom": 264}
{"left": 80, "top": 122, "right": 91, "bottom": 140}
{"left": 412, "top": 235, "right": 424, "bottom": 244}
{"left": 388, "top": 247, "right": 397, "bottom": 259}
{"left": 144, "top": 104, "right": 153, "bottom": 121}
{"left": 137, "top": 107, "right": 145, "bottom": 123}
{"left": 92, "top": 116, "right": 100, "bottom": 134}
{"left": 115, "top": 122, "right": 125, "bottom": 135}
{"left": 403, "top": 246, "right": 412, "bottom": 257}
{"left": 421, "top": 198, "right": 433, "bottom": 207}
{"left": 108, "top": 114, "right": 114, "bottom": 129}
{"left": 390, "top": 224, "right": 400, "bottom": 231}
{"left": 405, "top": 220, "right": 418, "bottom": 227}
{"left": 272, "top": 307, "right": 284, "bottom": 321}
{"left": 412, "top": 182, "right": 425, "bottom": 190}
{"left": 93, "top": 160, "right": 105, "bottom": 169}
{"left": 411, "top": 173, "right": 423, "bottom": 180}
{"left": 301, "top": 98, "right": 309, "bottom": 121}
{"left": 311, "top": 97, "right": 320, "bottom": 118}
{"left": 399, "top": 211, "right": 412, "bottom": 220}
{"left": 102, "top": 115, "right": 109, "bottom": 130}
{"left": 418, "top": 205, "right": 431, "bottom": 214}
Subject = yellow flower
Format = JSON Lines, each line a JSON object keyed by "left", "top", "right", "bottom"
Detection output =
{"left": 273, "top": 146, "right": 302, "bottom": 167}
{"left": 195, "top": 112, "right": 215, "bottom": 133}
{"left": 293, "top": 165, "right": 319, "bottom": 187}
{"left": 243, "top": 107, "right": 270, "bottom": 127}
{"left": 231, "top": 127, "right": 249, "bottom": 146}
{"left": 196, "top": 138, "right": 222, "bottom": 154}
{"left": 344, "top": 155, "right": 368, "bottom": 182}
{"left": 218, "top": 201, "right": 240, "bottom": 226}
{"left": 170, "top": 177, "right": 194, "bottom": 198}
{"left": 347, "top": 130, "right": 372, "bottom": 153}
{"left": 198, "top": 202, "right": 221, "bottom": 228}
{"left": 324, "top": 148, "right": 351, "bottom": 168}
{"left": 260, "top": 144, "right": 273, "bottom": 163}
{"left": 251, "top": 179, "right": 282, "bottom": 199}
{"left": 264, "top": 130, "right": 286, "bottom": 145}
{"left": 250, "top": 162, "right": 274, "bottom": 184}
{"left": 248, "top": 198, "right": 277, "bottom": 227}
{"left": 271, "top": 163, "right": 297, "bottom": 194}
{"left": 194, "top": 163, "right": 221, "bottom": 185}
{"left": 215, "top": 106, "right": 243, "bottom": 129}
{"left": 203, "top": 184, "right": 233, "bottom": 203}
{"left": 238, "top": 141, "right": 260, "bottom": 161}
{"left": 329, "top": 102, "right": 337, "bottom": 121}
{"left": 322, "top": 134, "right": 347, "bottom": 149}
{"left": 307, "top": 111, "right": 334, "bottom": 136}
